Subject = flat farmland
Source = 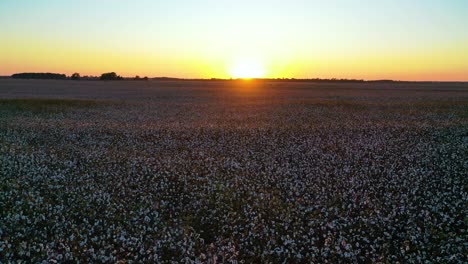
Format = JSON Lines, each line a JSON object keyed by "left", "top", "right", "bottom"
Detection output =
{"left": 0, "top": 79, "right": 467, "bottom": 262}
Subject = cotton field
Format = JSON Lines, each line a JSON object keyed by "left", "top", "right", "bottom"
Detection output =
{"left": 0, "top": 80, "right": 467, "bottom": 263}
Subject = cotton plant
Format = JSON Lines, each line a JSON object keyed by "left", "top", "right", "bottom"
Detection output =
{"left": 0, "top": 88, "right": 466, "bottom": 262}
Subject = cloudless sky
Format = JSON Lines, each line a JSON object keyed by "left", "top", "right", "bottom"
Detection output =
{"left": 1, "top": 0, "right": 467, "bottom": 80}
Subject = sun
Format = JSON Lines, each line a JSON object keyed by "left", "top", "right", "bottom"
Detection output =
{"left": 229, "top": 58, "right": 266, "bottom": 79}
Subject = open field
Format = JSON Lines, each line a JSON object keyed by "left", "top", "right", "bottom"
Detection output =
{"left": 0, "top": 79, "right": 467, "bottom": 262}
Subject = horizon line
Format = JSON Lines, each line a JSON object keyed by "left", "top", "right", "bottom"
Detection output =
{"left": 2, "top": 74, "right": 468, "bottom": 83}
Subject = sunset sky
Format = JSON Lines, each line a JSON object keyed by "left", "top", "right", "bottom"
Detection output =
{"left": 1, "top": 0, "right": 467, "bottom": 80}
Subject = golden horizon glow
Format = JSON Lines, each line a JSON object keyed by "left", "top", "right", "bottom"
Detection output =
{"left": 1, "top": 1, "right": 467, "bottom": 81}
{"left": 229, "top": 58, "right": 266, "bottom": 79}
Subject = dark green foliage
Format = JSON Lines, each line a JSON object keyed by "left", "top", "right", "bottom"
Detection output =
{"left": 0, "top": 99, "right": 102, "bottom": 116}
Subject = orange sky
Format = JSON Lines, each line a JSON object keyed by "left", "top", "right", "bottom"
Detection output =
{"left": 1, "top": 1, "right": 467, "bottom": 81}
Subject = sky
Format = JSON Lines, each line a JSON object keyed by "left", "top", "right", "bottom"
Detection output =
{"left": 1, "top": 0, "right": 467, "bottom": 80}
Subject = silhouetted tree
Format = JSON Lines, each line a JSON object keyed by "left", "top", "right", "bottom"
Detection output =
{"left": 134, "top": 75, "right": 141, "bottom": 80}
{"left": 100, "top": 72, "right": 123, "bottom": 81}
{"left": 143, "top": 76, "right": 149, "bottom": 81}
{"left": 11, "top": 73, "right": 67, "bottom": 80}
{"left": 71, "top": 73, "right": 81, "bottom": 80}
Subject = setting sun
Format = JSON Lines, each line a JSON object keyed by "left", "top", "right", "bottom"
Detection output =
{"left": 229, "top": 58, "right": 266, "bottom": 79}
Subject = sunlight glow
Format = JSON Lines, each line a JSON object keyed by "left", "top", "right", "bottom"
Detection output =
{"left": 229, "top": 58, "right": 266, "bottom": 79}
{"left": 1, "top": 1, "right": 467, "bottom": 80}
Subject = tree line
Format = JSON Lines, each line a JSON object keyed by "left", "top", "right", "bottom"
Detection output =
{"left": 12, "top": 73, "right": 67, "bottom": 80}
{"left": 9, "top": 73, "right": 397, "bottom": 83}
{"left": 10, "top": 72, "right": 148, "bottom": 81}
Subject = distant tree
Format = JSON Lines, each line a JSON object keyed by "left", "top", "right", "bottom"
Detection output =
{"left": 143, "top": 76, "right": 149, "bottom": 81}
{"left": 100, "top": 72, "right": 123, "bottom": 81}
{"left": 71, "top": 73, "right": 80, "bottom": 80}
{"left": 11, "top": 73, "right": 67, "bottom": 80}
{"left": 134, "top": 75, "right": 141, "bottom": 80}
